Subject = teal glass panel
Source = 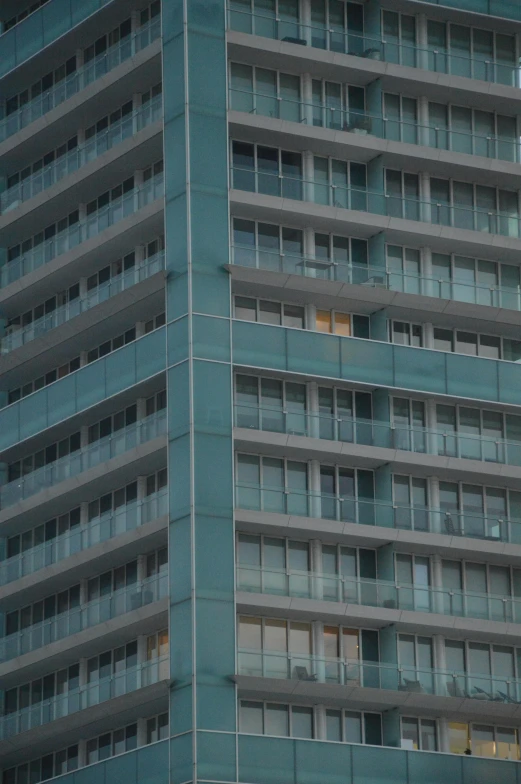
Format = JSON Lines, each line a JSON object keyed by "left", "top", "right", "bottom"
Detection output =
{"left": 15, "top": 11, "right": 43, "bottom": 63}
{"left": 489, "top": 0, "right": 521, "bottom": 20}
{"left": 197, "top": 731, "right": 237, "bottom": 781}
{"left": 295, "top": 739, "right": 351, "bottom": 784}
{"left": 46, "top": 374, "right": 76, "bottom": 426}
{"left": 74, "top": 359, "right": 106, "bottom": 412}
{"left": 238, "top": 735, "right": 295, "bottom": 784}
{"left": 102, "top": 751, "right": 137, "bottom": 784}
{"left": 462, "top": 756, "right": 517, "bottom": 784}
{"left": 352, "top": 745, "right": 407, "bottom": 784}
{"left": 498, "top": 362, "right": 521, "bottom": 405}
{"left": 169, "top": 435, "right": 191, "bottom": 519}
{"left": 169, "top": 599, "right": 193, "bottom": 693}
{"left": 233, "top": 321, "right": 287, "bottom": 370}
{"left": 71, "top": 0, "right": 100, "bottom": 25}
{"left": 191, "top": 192, "right": 229, "bottom": 271}
{"left": 75, "top": 767, "right": 106, "bottom": 784}
{"left": 169, "top": 516, "right": 192, "bottom": 600}
{"left": 137, "top": 741, "right": 169, "bottom": 784}
{"left": 341, "top": 338, "right": 393, "bottom": 386}
{"left": 0, "top": 404, "right": 18, "bottom": 450}
{"left": 193, "top": 315, "right": 230, "bottom": 361}
{"left": 164, "top": 117, "right": 187, "bottom": 196}
{"left": 168, "top": 270, "right": 189, "bottom": 320}
{"left": 168, "top": 318, "right": 189, "bottom": 366}
{"left": 194, "top": 433, "right": 233, "bottom": 514}
{"left": 0, "top": 31, "right": 15, "bottom": 78}
{"left": 18, "top": 393, "right": 47, "bottom": 441}
{"left": 196, "top": 596, "right": 235, "bottom": 679}
{"left": 190, "top": 116, "right": 228, "bottom": 189}
{"left": 407, "top": 752, "right": 462, "bottom": 784}
{"left": 287, "top": 330, "right": 341, "bottom": 378}
{"left": 192, "top": 271, "right": 230, "bottom": 317}
{"left": 106, "top": 344, "right": 137, "bottom": 397}
{"left": 197, "top": 683, "right": 237, "bottom": 732}
{"left": 393, "top": 345, "right": 447, "bottom": 394}
{"left": 136, "top": 327, "right": 166, "bottom": 381}
{"left": 170, "top": 733, "right": 193, "bottom": 784}
{"left": 195, "top": 514, "right": 234, "bottom": 596}
{"left": 42, "top": 0, "right": 73, "bottom": 45}
{"left": 168, "top": 364, "right": 190, "bottom": 439}
{"left": 446, "top": 353, "right": 498, "bottom": 401}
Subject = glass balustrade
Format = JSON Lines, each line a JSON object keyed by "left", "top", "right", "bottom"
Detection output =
{"left": 231, "top": 244, "right": 521, "bottom": 314}
{"left": 0, "top": 17, "right": 161, "bottom": 144}
{"left": 229, "top": 87, "right": 520, "bottom": 163}
{"left": 235, "top": 483, "right": 521, "bottom": 544}
{"left": 0, "top": 410, "right": 167, "bottom": 510}
{"left": 0, "top": 654, "right": 169, "bottom": 740}
{"left": 0, "top": 94, "right": 163, "bottom": 215}
{"left": 236, "top": 565, "right": 521, "bottom": 624}
{"left": 230, "top": 166, "right": 521, "bottom": 239}
{"left": 234, "top": 404, "right": 521, "bottom": 467}
{"left": 0, "top": 488, "right": 168, "bottom": 586}
{"left": 1, "top": 251, "right": 165, "bottom": 354}
{"left": 238, "top": 649, "right": 521, "bottom": 703}
{"left": 0, "top": 572, "right": 168, "bottom": 662}
{"left": 0, "top": 172, "right": 164, "bottom": 288}
{"left": 227, "top": 8, "right": 519, "bottom": 87}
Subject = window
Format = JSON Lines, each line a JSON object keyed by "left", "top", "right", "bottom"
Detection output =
{"left": 8, "top": 432, "right": 81, "bottom": 482}
{"left": 8, "top": 210, "right": 79, "bottom": 263}
{"left": 233, "top": 296, "right": 305, "bottom": 329}
{"left": 87, "top": 481, "right": 137, "bottom": 521}
{"left": 428, "top": 103, "right": 516, "bottom": 161}
{"left": 230, "top": 63, "right": 300, "bottom": 121}
{"left": 6, "top": 136, "right": 78, "bottom": 194}
{"left": 238, "top": 615, "right": 312, "bottom": 678}
{"left": 235, "top": 453, "right": 309, "bottom": 515}
{"left": 439, "top": 480, "right": 514, "bottom": 539}
{"left": 321, "top": 544, "right": 376, "bottom": 602}
{"left": 146, "top": 390, "right": 167, "bottom": 416}
{"left": 383, "top": 93, "right": 418, "bottom": 144}
{"left": 385, "top": 169, "right": 419, "bottom": 220}
{"left": 7, "top": 283, "right": 80, "bottom": 333}
{"left": 83, "top": 19, "right": 131, "bottom": 64}
{"left": 433, "top": 326, "right": 521, "bottom": 362}
{"left": 326, "top": 709, "right": 382, "bottom": 745}
{"left": 435, "top": 403, "right": 521, "bottom": 463}
{"left": 5, "top": 664, "right": 80, "bottom": 715}
{"left": 449, "top": 722, "right": 520, "bottom": 759}
{"left": 5, "top": 56, "right": 76, "bottom": 116}
{"left": 239, "top": 700, "right": 314, "bottom": 738}
{"left": 7, "top": 506, "right": 80, "bottom": 560}
{"left": 3, "top": 745, "right": 78, "bottom": 784}
{"left": 391, "top": 397, "right": 426, "bottom": 452}
{"left": 316, "top": 309, "right": 369, "bottom": 338}
{"left": 313, "top": 155, "right": 367, "bottom": 209}
{"left": 386, "top": 245, "right": 421, "bottom": 295}
{"left": 146, "top": 468, "right": 168, "bottom": 496}
{"left": 231, "top": 141, "right": 303, "bottom": 199}
{"left": 235, "top": 374, "right": 307, "bottom": 433}
{"left": 398, "top": 634, "right": 434, "bottom": 693}
{"left": 86, "top": 177, "right": 134, "bottom": 216}
{"left": 87, "top": 404, "right": 137, "bottom": 444}
{"left": 143, "top": 160, "right": 164, "bottom": 181}
{"left": 392, "top": 474, "right": 429, "bottom": 531}
{"left": 144, "top": 313, "right": 166, "bottom": 333}
{"left": 146, "top": 547, "right": 168, "bottom": 577}
{"left": 401, "top": 717, "right": 437, "bottom": 751}
{"left": 146, "top": 712, "right": 169, "bottom": 744}
{"left": 320, "top": 464, "right": 375, "bottom": 523}
{"left": 430, "top": 176, "right": 519, "bottom": 236}
{"left": 87, "top": 559, "right": 138, "bottom": 603}
{"left": 86, "top": 328, "right": 136, "bottom": 363}
{"left": 309, "top": 0, "right": 364, "bottom": 54}
{"left": 232, "top": 218, "right": 304, "bottom": 273}
{"left": 140, "top": 1, "right": 161, "bottom": 26}
{"left": 312, "top": 80, "right": 365, "bottom": 131}
{"left": 381, "top": 11, "right": 416, "bottom": 67}
{"left": 236, "top": 533, "right": 310, "bottom": 594}
{"left": 390, "top": 320, "right": 422, "bottom": 347}
{"left": 430, "top": 251, "right": 519, "bottom": 308}
{"left": 3, "top": 0, "right": 50, "bottom": 32}
{"left": 86, "top": 723, "right": 137, "bottom": 764}
{"left": 6, "top": 584, "right": 80, "bottom": 636}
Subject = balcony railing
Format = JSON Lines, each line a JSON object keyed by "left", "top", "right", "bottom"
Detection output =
{"left": 236, "top": 565, "right": 521, "bottom": 624}
{"left": 234, "top": 404, "right": 521, "bottom": 468}
{"left": 231, "top": 244, "right": 521, "bottom": 314}
{"left": 1, "top": 172, "right": 164, "bottom": 289}
{"left": 0, "top": 572, "right": 168, "bottom": 662}
{"left": 0, "top": 410, "right": 167, "bottom": 510}
{"left": 235, "top": 483, "right": 521, "bottom": 545}
{"left": 227, "top": 7, "right": 519, "bottom": 87}
{"left": 238, "top": 648, "right": 521, "bottom": 703}
{"left": 231, "top": 166, "right": 521, "bottom": 239}
{"left": 0, "top": 488, "right": 167, "bottom": 586}
{"left": 0, "top": 654, "right": 168, "bottom": 740}
{"left": 0, "top": 94, "right": 163, "bottom": 215}
{"left": 1, "top": 251, "right": 165, "bottom": 354}
{"left": 229, "top": 87, "right": 520, "bottom": 163}
{"left": 0, "top": 17, "right": 161, "bottom": 144}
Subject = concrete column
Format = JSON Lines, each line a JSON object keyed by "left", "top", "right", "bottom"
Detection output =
{"left": 312, "top": 620, "right": 325, "bottom": 682}
{"left": 309, "top": 459, "right": 321, "bottom": 519}
{"left": 310, "top": 538, "right": 322, "bottom": 600}
{"left": 137, "top": 717, "right": 148, "bottom": 747}
{"left": 79, "top": 578, "right": 88, "bottom": 604}
{"left": 417, "top": 96, "right": 429, "bottom": 147}
{"left": 77, "top": 203, "right": 87, "bottom": 222}
{"left": 428, "top": 476, "right": 441, "bottom": 534}
{"left": 423, "top": 322, "right": 434, "bottom": 349}
{"left": 305, "top": 303, "right": 317, "bottom": 331}
{"left": 80, "top": 426, "right": 90, "bottom": 449}
{"left": 78, "top": 277, "right": 88, "bottom": 298}
{"left": 438, "top": 718, "right": 450, "bottom": 753}
{"left": 431, "top": 555, "right": 444, "bottom": 615}
{"left": 421, "top": 245, "right": 433, "bottom": 297}
{"left": 79, "top": 350, "right": 89, "bottom": 367}
{"left": 136, "top": 398, "right": 147, "bottom": 421}
{"left": 77, "top": 739, "right": 87, "bottom": 768}
{"left": 131, "top": 10, "right": 140, "bottom": 33}
{"left": 315, "top": 705, "right": 327, "bottom": 740}
{"left": 420, "top": 172, "right": 431, "bottom": 224}
{"left": 303, "top": 150, "right": 314, "bottom": 202}
{"left": 432, "top": 634, "right": 446, "bottom": 698}
{"left": 135, "top": 322, "right": 147, "bottom": 338}
{"left": 425, "top": 398, "right": 437, "bottom": 455}
{"left": 308, "top": 381, "right": 319, "bottom": 438}
{"left": 416, "top": 15, "right": 429, "bottom": 71}
{"left": 137, "top": 634, "right": 148, "bottom": 666}
{"left": 303, "top": 225, "right": 315, "bottom": 278}
{"left": 79, "top": 658, "right": 88, "bottom": 687}
{"left": 301, "top": 74, "right": 313, "bottom": 126}
{"left": 137, "top": 553, "right": 146, "bottom": 583}
{"left": 137, "top": 475, "right": 148, "bottom": 501}
{"left": 300, "top": 0, "right": 312, "bottom": 46}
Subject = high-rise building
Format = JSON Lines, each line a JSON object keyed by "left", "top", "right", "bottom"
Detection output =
{"left": 1, "top": 0, "right": 521, "bottom": 782}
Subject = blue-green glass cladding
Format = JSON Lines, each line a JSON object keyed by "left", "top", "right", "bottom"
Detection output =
{"left": 163, "top": 0, "right": 236, "bottom": 782}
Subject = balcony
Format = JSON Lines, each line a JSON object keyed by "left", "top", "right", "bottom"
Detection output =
{"left": 227, "top": 8, "right": 519, "bottom": 88}
{"left": 234, "top": 404, "right": 521, "bottom": 469}
{"left": 0, "top": 172, "right": 164, "bottom": 288}
{"left": 0, "top": 16, "right": 161, "bottom": 145}
{"left": 231, "top": 244, "right": 521, "bottom": 314}
{"left": 0, "top": 409, "right": 167, "bottom": 510}
{"left": 0, "top": 94, "right": 163, "bottom": 215}
{"left": 236, "top": 565, "right": 521, "bottom": 625}
{"left": 0, "top": 572, "right": 167, "bottom": 662}
{"left": 0, "top": 654, "right": 168, "bottom": 740}
{"left": 229, "top": 88, "right": 520, "bottom": 163}
{"left": 0, "top": 488, "right": 167, "bottom": 587}
{"left": 235, "top": 483, "right": 521, "bottom": 545}
{"left": 1, "top": 251, "right": 165, "bottom": 355}
{"left": 238, "top": 648, "right": 521, "bottom": 705}
{"left": 230, "top": 166, "right": 521, "bottom": 240}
